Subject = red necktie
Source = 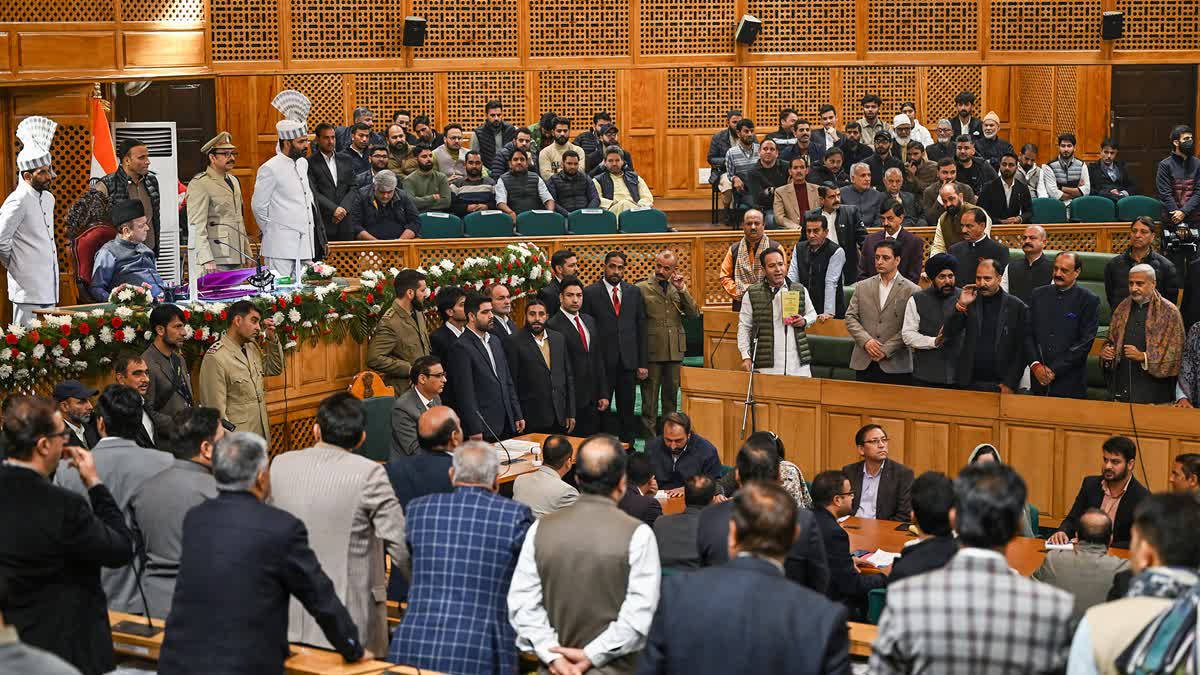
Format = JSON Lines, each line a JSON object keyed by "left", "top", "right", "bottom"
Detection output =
{"left": 575, "top": 316, "right": 589, "bottom": 352}
{"left": 612, "top": 287, "right": 621, "bottom": 317}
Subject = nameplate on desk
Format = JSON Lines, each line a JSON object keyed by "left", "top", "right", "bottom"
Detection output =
{"left": 112, "top": 641, "right": 151, "bottom": 656}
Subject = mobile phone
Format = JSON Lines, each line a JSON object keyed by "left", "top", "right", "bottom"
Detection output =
{"left": 852, "top": 549, "right": 871, "bottom": 558}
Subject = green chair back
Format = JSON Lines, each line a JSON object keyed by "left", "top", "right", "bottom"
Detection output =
{"left": 868, "top": 587, "right": 888, "bottom": 624}
{"left": 358, "top": 395, "right": 395, "bottom": 462}
{"left": 1069, "top": 195, "right": 1117, "bottom": 223}
{"left": 618, "top": 208, "right": 669, "bottom": 233}
{"left": 1031, "top": 198, "right": 1068, "bottom": 224}
{"left": 419, "top": 212, "right": 463, "bottom": 238}
{"left": 568, "top": 209, "right": 618, "bottom": 235}
{"left": 1027, "top": 503, "right": 1041, "bottom": 537}
{"left": 1117, "top": 195, "right": 1164, "bottom": 222}
{"left": 516, "top": 210, "right": 567, "bottom": 236}
{"left": 464, "top": 210, "right": 514, "bottom": 237}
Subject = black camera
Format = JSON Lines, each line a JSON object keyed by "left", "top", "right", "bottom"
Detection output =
{"left": 1162, "top": 224, "right": 1200, "bottom": 256}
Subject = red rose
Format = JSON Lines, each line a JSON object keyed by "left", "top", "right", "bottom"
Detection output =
{"left": 27, "top": 330, "right": 39, "bottom": 344}
{"left": 78, "top": 323, "right": 91, "bottom": 336}
{"left": 59, "top": 338, "right": 69, "bottom": 349}
{"left": 293, "top": 295, "right": 302, "bottom": 305}
{"left": 42, "top": 339, "right": 52, "bottom": 347}
{"left": 60, "top": 324, "right": 71, "bottom": 337}
{"left": 366, "top": 293, "right": 375, "bottom": 304}
{"left": 507, "top": 262, "right": 513, "bottom": 270}
{"left": 219, "top": 310, "right": 227, "bottom": 320}
{"left": 9, "top": 348, "right": 18, "bottom": 359}
{"left": 204, "top": 312, "right": 213, "bottom": 321}
{"left": 114, "top": 329, "right": 126, "bottom": 342}
{"left": 182, "top": 310, "right": 191, "bottom": 320}
{"left": 209, "top": 333, "right": 217, "bottom": 341}
{"left": 4, "top": 334, "right": 16, "bottom": 346}
{"left": 111, "top": 317, "right": 123, "bottom": 329}
{"left": 278, "top": 296, "right": 289, "bottom": 308}
{"left": 340, "top": 291, "right": 347, "bottom": 301}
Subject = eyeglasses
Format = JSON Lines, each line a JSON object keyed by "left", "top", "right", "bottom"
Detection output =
{"left": 424, "top": 371, "right": 447, "bottom": 379}
{"left": 837, "top": 490, "right": 856, "bottom": 497}
{"left": 863, "top": 437, "right": 889, "bottom": 446}
{"left": 43, "top": 429, "right": 72, "bottom": 442}
{"left": 214, "top": 151, "right": 239, "bottom": 158}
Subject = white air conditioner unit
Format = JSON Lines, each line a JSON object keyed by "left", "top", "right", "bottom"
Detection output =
{"left": 113, "top": 122, "right": 181, "bottom": 285}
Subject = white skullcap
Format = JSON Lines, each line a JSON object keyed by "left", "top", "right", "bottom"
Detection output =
{"left": 893, "top": 114, "right": 912, "bottom": 128}
{"left": 16, "top": 116, "right": 57, "bottom": 171}
{"left": 272, "top": 90, "right": 311, "bottom": 140}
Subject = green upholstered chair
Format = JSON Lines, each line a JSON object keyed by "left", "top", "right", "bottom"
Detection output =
{"left": 618, "top": 207, "right": 670, "bottom": 233}
{"left": 1069, "top": 196, "right": 1117, "bottom": 223}
{"left": 419, "top": 212, "right": 463, "bottom": 238}
{"left": 516, "top": 210, "right": 567, "bottom": 236}
{"left": 567, "top": 209, "right": 618, "bottom": 235}
{"left": 1031, "top": 198, "right": 1068, "bottom": 224}
{"left": 464, "top": 210, "right": 514, "bottom": 237}
{"left": 356, "top": 395, "right": 395, "bottom": 462}
{"left": 867, "top": 588, "right": 888, "bottom": 624}
{"left": 1116, "top": 195, "right": 1164, "bottom": 222}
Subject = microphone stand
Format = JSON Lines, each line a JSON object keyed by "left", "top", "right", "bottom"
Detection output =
{"left": 709, "top": 321, "right": 731, "bottom": 369}
{"left": 476, "top": 410, "right": 520, "bottom": 465}
{"left": 740, "top": 326, "right": 759, "bottom": 438}
{"left": 112, "top": 508, "right": 163, "bottom": 637}
{"left": 210, "top": 239, "right": 274, "bottom": 292}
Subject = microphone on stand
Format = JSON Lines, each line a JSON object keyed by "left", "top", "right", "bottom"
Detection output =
{"left": 111, "top": 508, "right": 163, "bottom": 637}
{"left": 709, "top": 321, "right": 732, "bottom": 368}
{"left": 476, "top": 410, "right": 520, "bottom": 465}
{"left": 210, "top": 239, "right": 274, "bottom": 291}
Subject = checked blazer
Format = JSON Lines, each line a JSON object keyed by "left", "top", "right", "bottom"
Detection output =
{"left": 870, "top": 550, "right": 1074, "bottom": 675}
{"left": 388, "top": 487, "right": 534, "bottom": 675}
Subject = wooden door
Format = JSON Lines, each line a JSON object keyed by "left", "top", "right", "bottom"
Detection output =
{"left": 1110, "top": 65, "right": 1198, "bottom": 195}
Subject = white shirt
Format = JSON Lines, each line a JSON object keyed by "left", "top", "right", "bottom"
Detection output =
{"left": 856, "top": 461, "right": 884, "bottom": 518}
{"left": 1037, "top": 157, "right": 1092, "bottom": 203}
{"left": 560, "top": 308, "right": 590, "bottom": 346}
{"left": 508, "top": 519, "right": 660, "bottom": 668}
{"left": 0, "top": 180, "right": 59, "bottom": 305}
{"left": 252, "top": 149, "right": 317, "bottom": 264}
{"left": 142, "top": 409, "right": 155, "bottom": 443}
{"left": 902, "top": 295, "right": 943, "bottom": 351}
{"left": 447, "top": 322, "right": 464, "bottom": 337}
{"left": 737, "top": 282, "right": 818, "bottom": 377}
{"left": 787, "top": 244, "right": 846, "bottom": 316}
{"left": 878, "top": 273, "right": 897, "bottom": 310}
{"left": 415, "top": 388, "right": 435, "bottom": 409}
{"left": 822, "top": 127, "right": 838, "bottom": 150}
{"left": 822, "top": 210, "right": 839, "bottom": 244}
{"left": 321, "top": 151, "right": 338, "bottom": 187}
{"left": 1001, "top": 176, "right": 1015, "bottom": 204}
{"left": 532, "top": 332, "right": 548, "bottom": 349}
{"left": 494, "top": 315, "right": 514, "bottom": 335}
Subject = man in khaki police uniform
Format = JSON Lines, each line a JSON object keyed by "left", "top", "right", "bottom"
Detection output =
{"left": 636, "top": 249, "right": 699, "bottom": 437}
{"left": 198, "top": 300, "right": 284, "bottom": 445}
{"left": 366, "top": 268, "right": 432, "bottom": 391}
{"left": 186, "top": 132, "right": 250, "bottom": 279}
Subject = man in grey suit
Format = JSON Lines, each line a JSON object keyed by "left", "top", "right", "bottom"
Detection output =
{"left": 269, "top": 392, "right": 408, "bottom": 656}
{"left": 128, "top": 407, "right": 222, "bottom": 618}
{"left": 1031, "top": 508, "right": 1129, "bottom": 625}
{"left": 844, "top": 239, "right": 920, "bottom": 385}
{"left": 653, "top": 474, "right": 715, "bottom": 571}
{"left": 391, "top": 355, "right": 444, "bottom": 460}
{"left": 512, "top": 434, "right": 578, "bottom": 519}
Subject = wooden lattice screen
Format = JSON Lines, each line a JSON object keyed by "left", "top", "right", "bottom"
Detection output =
{"left": 747, "top": 0, "right": 856, "bottom": 53}
{"left": 925, "top": 66, "right": 983, "bottom": 123}
{"left": 210, "top": 0, "right": 279, "bottom": 61}
{"left": 639, "top": 0, "right": 735, "bottom": 56}
{"left": 290, "top": 0, "right": 406, "bottom": 60}
{"left": 0, "top": 0, "right": 112, "bottom": 22}
{"left": 667, "top": 67, "right": 743, "bottom": 130}
{"left": 530, "top": 1, "right": 630, "bottom": 58}
{"left": 536, "top": 70, "right": 619, "bottom": 129}
{"left": 840, "top": 66, "right": 919, "bottom": 122}
{"left": 120, "top": 0, "right": 204, "bottom": 22}
{"left": 354, "top": 73, "right": 438, "bottom": 130}
{"left": 446, "top": 71, "right": 528, "bottom": 129}
{"left": 282, "top": 74, "right": 345, "bottom": 128}
{"left": 409, "top": 0, "right": 520, "bottom": 60}
{"left": 868, "top": 0, "right": 979, "bottom": 52}
{"left": 752, "top": 67, "right": 831, "bottom": 124}
{"left": 1054, "top": 66, "right": 1078, "bottom": 136}
{"left": 1115, "top": 0, "right": 1200, "bottom": 51}
{"left": 989, "top": 0, "right": 1102, "bottom": 51}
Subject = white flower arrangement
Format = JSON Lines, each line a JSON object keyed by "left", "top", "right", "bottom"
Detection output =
{"left": 121, "top": 330, "right": 136, "bottom": 343}
{"left": 70, "top": 339, "right": 82, "bottom": 355}
{"left": 302, "top": 262, "right": 337, "bottom": 282}
{"left": 288, "top": 309, "right": 302, "bottom": 323}
{"left": 99, "top": 327, "right": 114, "bottom": 344}
{"left": 26, "top": 319, "right": 42, "bottom": 330}
{"left": 84, "top": 336, "right": 96, "bottom": 349}
{"left": 14, "top": 368, "right": 28, "bottom": 380}
{"left": 54, "top": 356, "right": 70, "bottom": 368}
{"left": 272, "top": 312, "right": 285, "bottom": 325}
{"left": 109, "top": 283, "right": 154, "bottom": 306}
{"left": 51, "top": 346, "right": 63, "bottom": 357}
{"left": 32, "top": 344, "right": 45, "bottom": 360}
{"left": 0, "top": 365, "right": 11, "bottom": 379}
{"left": 7, "top": 324, "right": 25, "bottom": 338}
{"left": 114, "top": 306, "right": 135, "bottom": 319}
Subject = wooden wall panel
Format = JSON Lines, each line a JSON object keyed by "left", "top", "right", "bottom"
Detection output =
{"left": 749, "top": 0, "right": 856, "bottom": 54}
{"left": 867, "top": 0, "right": 979, "bottom": 53}
{"left": 0, "top": 33, "right": 10, "bottom": 73}
{"left": 17, "top": 32, "right": 117, "bottom": 73}
{"left": 210, "top": 0, "right": 278, "bottom": 63}
{"left": 122, "top": 31, "right": 206, "bottom": 68}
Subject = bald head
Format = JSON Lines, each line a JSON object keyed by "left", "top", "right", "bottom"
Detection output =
{"left": 1079, "top": 508, "right": 1113, "bottom": 546}
{"left": 940, "top": 182, "right": 963, "bottom": 209}
{"left": 654, "top": 249, "right": 678, "bottom": 283}
{"left": 417, "top": 405, "right": 461, "bottom": 452}
{"left": 575, "top": 434, "right": 627, "bottom": 499}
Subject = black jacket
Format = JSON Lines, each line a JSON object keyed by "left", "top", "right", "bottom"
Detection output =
{"left": 974, "top": 136, "right": 1015, "bottom": 169}
{"left": 1027, "top": 283, "right": 1101, "bottom": 399}
{"left": 159, "top": 491, "right": 363, "bottom": 674}
{"left": 943, "top": 289, "right": 1030, "bottom": 391}
{"left": 807, "top": 164, "right": 849, "bottom": 188}
{"left": 582, "top": 281, "right": 647, "bottom": 372}
{"left": 812, "top": 507, "right": 887, "bottom": 608}
{"left": 490, "top": 141, "right": 539, "bottom": 178}
{"left": 344, "top": 184, "right": 421, "bottom": 240}
{"left": 841, "top": 140, "right": 874, "bottom": 166}
{"left": 1055, "top": 475, "right": 1151, "bottom": 548}
{"left": 697, "top": 499, "right": 829, "bottom": 594}
{"left": 707, "top": 128, "right": 737, "bottom": 175}
{"left": 546, "top": 310, "right": 608, "bottom": 409}
{"left": 950, "top": 116, "right": 983, "bottom": 139}
{"left": 804, "top": 206, "right": 868, "bottom": 287}
{"left": 448, "top": 328, "right": 522, "bottom": 439}
{"left": 888, "top": 535, "right": 959, "bottom": 584}
{"left": 1089, "top": 159, "right": 1138, "bottom": 201}
{"left": 387, "top": 448, "right": 453, "bottom": 511}
{"left": 1008, "top": 254, "right": 1055, "bottom": 306}
{"left": 652, "top": 506, "right": 704, "bottom": 571}
{"left": 471, "top": 121, "right": 518, "bottom": 171}
{"left": 744, "top": 161, "right": 789, "bottom": 210}
{"left": 948, "top": 236, "right": 1010, "bottom": 288}
{"left": 638, "top": 556, "right": 851, "bottom": 675}
{"left": 955, "top": 159, "right": 999, "bottom": 195}
{"left": 308, "top": 151, "right": 359, "bottom": 241}
{"left": 538, "top": 278, "right": 563, "bottom": 317}
{"left": 977, "top": 177, "right": 1033, "bottom": 224}
{"left": 334, "top": 126, "right": 384, "bottom": 154}
{"left": 865, "top": 153, "right": 905, "bottom": 191}
{"left": 1104, "top": 249, "right": 1180, "bottom": 309}
{"left": 429, "top": 324, "right": 461, "bottom": 409}
{"left": 618, "top": 487, "right": 663, "bottom": 526}
{"left": 504, "top": 327, "right": 575, "bottom": 433}
{"left": 0, "top": 466, "right": 132, "bottom": 675}
{"left": 66, "top": 418, "right": 102, "bottom": 450}
{"left": 843, "top": 460, "right": 914, "bottom": 522}
{"left": 586, "top": 147, "right": 635, "bottom": 177}
{"left": 925, "top": 141, "right": 954, "bottom": 163}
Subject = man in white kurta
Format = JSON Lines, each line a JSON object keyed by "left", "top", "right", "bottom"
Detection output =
{"left": 0, "top": 116, "right": 59, "bottom": 325}
{"left": 253, "top": 90, "right": 317, "bottom": 280}
{"left": 737, "top": 246, "right": 818, "bottom": 377}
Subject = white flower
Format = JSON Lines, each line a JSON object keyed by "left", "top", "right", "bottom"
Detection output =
{"left": 370, "top": 304, "right": 382, "bottom": 314}
{"left": 26, "top": 319, "right": 42, "bottom": 330}
{"left": 99, "top": 328, "right": 114, "bottom": 344}
{"left": 182, "top": 325, "right": 195, "bottom": 339}
{"left": 543, "top": 270, "right": 552, "bottom": 282}
{"left": 12, "top": 350, "right": 23, "bottom": 362}
{"left": 288, "top": 309, "right": 301, "bottom": 323}
{"left": 32, "top": 344, "right": 45, "bottom": 359}
{"left": 473, "top": 281, "right": 483, "bottom": 290}
{"left": 426, "top": 265, "right": 442, "bottom": 277}
{"left": 326, "top": 312, "right": 340, "bottom": 320}
{"left": 0, "top": 349, "right": 8, "bottom": 362}
{"left": 51, "top": 346, "right": 63, "bottom": 357}
{"left": 302, "top": 321, "right": 313, "bottom": 328}
{"left": 530, "top": 264, "right": 542, "bottom": 280}
{"left": 55, "top": 356, "right": 71, "bottom": 368}
{"left": 440, "top": 259, "right": 454, "bottom": 271}
{"left": 362, "top": 279, "right": 377, "bottom": 289}
{"left": 84, "top": 336, "right": 96, "bottom": 349}
{"left": 36, "top": 368, "right": 46, "bottom": 377}
{"left": 7, "top": 324, "right": 25, "bottom": 337}
{"left": 15, "top": 368, "right": 29, "bottom": 380}
{"left": 70, "top": 339, "right": 81, "bottom": 355}
{"left": 117, "top": 289, "right": 133, "bottom": 302}
{"left": 98, "top": 357, "right": 111, "bottom": 365}
{"left": 342, "top": 314, "right": 353, "bottom": 321}
{"left": 122, "top": 330, "right": 135, "bottom": 343}
{"left": 73, "top": 360, "right": 87, "bottom": 370}
{"left": 0, "top": 365, "right": 12, "bottom": 379}
{"left": 284, "top": 340, "right": 298, "bottom": 350}
{"left": 272, "top": 312, "right": 284, "bottom": 324}
{"left": 90, "top": 308, "right": 105, "bottom": 317}
{"left": 143, "top": 331, "right": 152, "bottom": 340}
{"left": 389, "top": 267, "right": 400, "bottom": 277}
{"left": 114, "top": 307, "right": 134, "bottom": 319}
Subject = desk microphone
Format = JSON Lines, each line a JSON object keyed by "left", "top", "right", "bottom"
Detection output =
{"left": 475, "top": 410, "right": 520, "bottom": 465}
{"left": 113, "top": 507, "right": 163, "bottom": 637}
{"left": 709, "top": 321, "right": 732, "bottom": 368}
{"left": 210, "top": 239, "right": 274, "bottom": 291}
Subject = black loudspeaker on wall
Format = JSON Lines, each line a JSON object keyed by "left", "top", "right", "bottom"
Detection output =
{"left": 735, "top": 15, "right": 762, "bottom": 45}
{"left": 403, "top": 16, "right": 427, "bottom": 47}
{"left": 1101, "top": 11, "right": 1124, "bottom": 40}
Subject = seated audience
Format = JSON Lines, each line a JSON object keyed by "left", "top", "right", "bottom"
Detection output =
{"left": 930, "top": 181, "right": 991, "bottom": 256}
{"left": 585, "top": 124, "right": 635, "bottom": 177}
{"left": 924, "top": 118, "right": 955, "bottom": 163}
{"left": 859, "top": 198, "right": 923, "bottom": 284}
{"left": 0, "top": 396, "right": 133, "bottom": 675}
{"left": 345, "top": 170, "right": 420, "bottom": 241}
{"left": 811, "top": 470, "right": 888, "bottom": 619}
{"left": 1101, "top": 264, "right": 1185, "bottom": 404}
{"left": 842, "top": 424, "right": 914, "bottom": 521}
{"left": 644, "top": 411, "right": 722, "bottom": 496}
{"left": 449, "top": 150, "right": 497, "bottom": 217}
{"left": 839, "top": 122, "right": 873, "bottom": 166}
{"left": 773, "top": 156, "right": 820, "bottom": 229}
{"left": 619, "top": 451, "right": 664, "bottom": 526}
{"left": 495, "top": 149, "right": 554, "bottom": 221}
{"left": 789, "top": 214, "right": 846, "bottom": 319}
{"left": 1104, "top": 216, "right": 1179, "bottom": 310}
{"left": 944, "top": 259, "right": 1029, "bottom": 394}
{"left": 1033, "top": 509, "right": 1129, "bottom": 626}
{"left": 355, "top": 144, "right": 390, "bottom": 188}
{"left": 1088, "top": 138, "right": 1137, "bottom": 204}
{"left": 977, "top": 152, "right": 1032, "bottom": 224}
{"left": 401, "top": 145, "right": 450, "bottom": 213}
{"left": 948, "top": 207, "right": 1009, "bottom": 288}
{"left": 973, "top": 111, "right": 1014, "bottom": 169}
{"left": 1038, "top": 132, "right": 1091, "bottom": 205}
{"left": 888, "top": 471, "right": 958, "bottom": 584}
{"left": 743, "top": 139, "right": 788, "bottom": 223}
{"left": 652, "top": 474, "right": 715, "bottom": 571}
{"left": 904, "top": 140, "right": 938, "bottom": 195}
{"left": 880, "top": 166, "right": 923, "bottom": 231}
{"left": 864, "top": 133, "right": 903, "bottom": 191}
{"left": 538, "top": 116, "right": 585, "bottom": 181}
{"left": 921, "top": 158, "right": 977, "bottom": 232}
{"left": 384, "top": 124, "right": 416, "bottom": 176}
{"left": 387, "top": 406, "right": 461, "bottom": 511}
{"left": 432, "top": 124, "right": 468, "bottom": 178}
{"left": 574, "top": 112, "right": 611, "bottom": 158}
{"left": 839, "top": 163, "right": 885, "bottom": 227}
{"left": 89, "top": 199, "right": 169, "bottom": 301}
{"left": 857, "top": 94, "right": 890, "bottom": 145}
{"left": 490, "top": 127, "right": 538, "bottom": 177}
{"left": 159, "top": 432, "right": 365, "bottom": 673}
{"left": 129, "top": 407, "right": 222, "bottom": 619}
{"left": 1017, "top": 142, "right": 1043, "bottom": 187}
{"left": 1049, "top": 436, "right": 1150, "bottom": 548}
{"left": 472, "top": 99, "right": 517, "bottom": 171}
{"left": 950, "top": 91, "right": 983, "bottom": 139}
{"left": 411, "top": 115, "right": 443, "bottom": 149}
{"left": 509, "top": 435, "right": 660, "bottom": 675}
{"left": 390, "top": 355, "right": 444, "bottom": 460}
{"left": 640, "top": 481, "right": 850, "bottom": 675}
{"left": 812, "top": 104, "right": 841, "bottom": 152}
{"left": 54, "top": 384, "right": 173, "bottom": 613}
{"left": 1068, "top": 494, "right": 1200, "bottom": 675}
{"left": 806, "top": 185, "right": 867, "bottom": 286}
{"left": 512, "top": 434, "right": 578, "bottom": 519}
{"left": 546, "top": 149, "right": 599, "bottom": 216}
{"left": 898, "top": 104, "right": 933, "bottom": 145}
{"left": 1028, "top": 252, "right": 1100, "bottom": 399}
{"left": 721, "top": 119, "right": 760, "bottom": 202}
{"left": 966, "top": 444, "right": 1035, "bottom": 536}
{"left": 1008, "top": 225, "right": 1053, "bottom": 306}
{"left": 738, "top": 245, "right": 817, "bottom": 377}
{"left": 872, "top": 463, "right": 1073, "bottom": 673}
{"left": 845, "top": 240, "right": 919, "bottom": 385}
{"left": 698, "top": 438, "right": 829, "bottom": 593}
{"left": 1170, "top": 452, "right": 1200, "bottom": 493}
{"left": 807, "top": 147, "right": 849, "bottom": 187}
{"left": 389, "top": 442, "right": 532, "bottom": 673}
{"left": 53, "top": 380, "right": 99, "bottom": 449}
{"left": 902, "top": 253, "right": 961, "bottom": 389}
{"left": 594, "top": 146, "right": 654, "bottom": 215}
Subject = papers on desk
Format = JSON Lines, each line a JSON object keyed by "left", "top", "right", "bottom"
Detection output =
{"left": 1045, "top": 541, "right": 1075, "bottom": 551}
{"left": 863, "top": 549, "right": 902, "bottom": 568}
{"left": 493, "top": 440, "right": 539, "bottom": 464}
{"left": 654, "top": 490, "right": 671, "bottom": 500}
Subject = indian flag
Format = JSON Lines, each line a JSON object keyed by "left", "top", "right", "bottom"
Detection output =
{"left": 89, "top": 96, "right": 117, "bottom": 178}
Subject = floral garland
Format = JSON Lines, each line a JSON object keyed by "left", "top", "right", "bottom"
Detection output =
{"left": 0, "top": 242, "right": 552, "bottom": 392}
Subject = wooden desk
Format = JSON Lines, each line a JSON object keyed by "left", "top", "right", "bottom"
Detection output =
{"left": 849, "top": 621, "right": 878, "bottom": 658}
{"left": 842, "top": 517, "right": 1129, "bottom": 577}
{"left": 498, "top": 434, "right": 627, "bottom": 484}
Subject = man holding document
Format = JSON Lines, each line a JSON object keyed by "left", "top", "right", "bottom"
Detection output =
{"left": 738, "top": 246, "right": 818, "bottom": 377}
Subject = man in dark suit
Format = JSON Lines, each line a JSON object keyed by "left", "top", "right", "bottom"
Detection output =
{"left": 1088, "top": 140, "right": 1138, "bottom": 204}
{"left": 639, "top": 482, "right": 850, "bottom": 675}
{"left": 858, "top": 199, "right": 924, "bottom": 283}
{"left": 428, "top": 287, "right": 466, "bottom": 410}
{"left": 889, "top": 471, "right": 959, "bottom": 584}
{"left": 1027, "top": 251, "right": 1100, "bottom": 399}
{"left": 390, "top": 355, "right": 444, "bottom": 460}
{"left": 644, "top": 411, "right": 723, "bottom": 495}
{"left": 583, "top": 251, "right": 646, "bottom": 443}
{"left": 53, "top": 380, "right": 100, "bottom": 449}
{"left": 811, "top": 470, "right": 887, "bottom": 619}
{"left": 653, "top": 475, "right": 715, "bottom": 571}
{"left": 309, "top": 123, "right": 359, "bottom": 241}
{"left": 546, "top": 276, "right": 609, "bottom": 437}
{"left": 948, "top": 207, "right": 1010, "bottom": 288}
{"left": 159, "top": 432, "right": 366, "bottom": 674}
{"left": 1049, "top": 436, "right": 1151, "bottom": 548}
{"left": 486, "top": 282, "right": 517, "bottom": 339}
{"left": 977, "top": 152, "right": 1033, "bottom": 224}
{"left": 943, "top": 258, "right": 1030, "bottom": 393}
{"left": 447, "top": 292, "right": 524, "bottom": 441}
{"left": 698, "top": 438, "right": 829, "bottom": 594}
{"left": 112, "top": 353, "right": 160, "bottom": 449}
{"left": 1009, "top": 225, "right": 1054, "bottom": 306}
{"left": 504, "top": 298, "right": 575, "bottom": 434}
{"left": 843, "top": 424, "right": 914, "bottom": 522}
{"left": 806, "top": 186, "right": 867, "bottom": 287}
{"left": 538, "top": 249, "right": 577, "bottom": 317}
{"left": 0, "top": 396, "right": 133, "bottom": 675}
{"left": 618, "top": 452, "right": 662, "bottom": 526}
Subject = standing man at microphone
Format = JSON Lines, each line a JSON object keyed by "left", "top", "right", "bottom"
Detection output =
{"left": 738, "top": 247, "right": 817, "bottom": 377}
{"left": 253, "top": 90, "right": 321, "bottom": 280}
{"left": 186, "top": 132, "right": 249, "bottom": 280}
